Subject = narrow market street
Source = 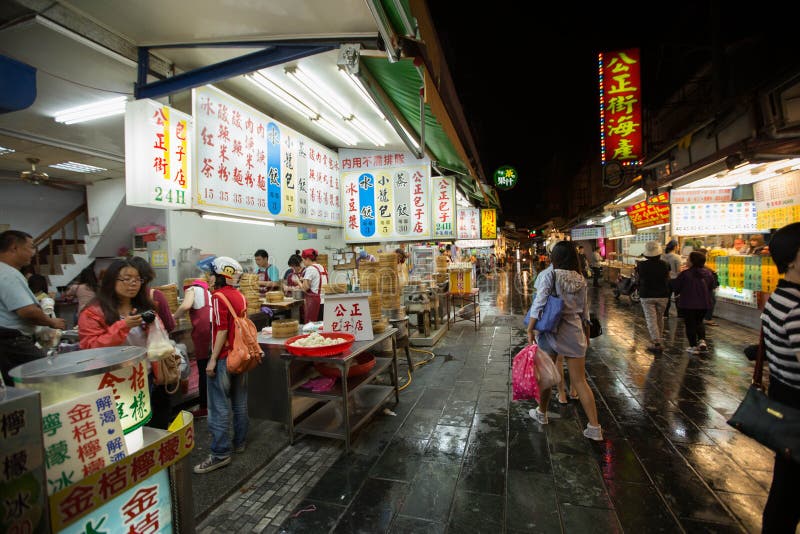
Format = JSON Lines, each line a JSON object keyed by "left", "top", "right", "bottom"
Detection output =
{"left": 195, "top": 269, "right": 769, "bottom": 534}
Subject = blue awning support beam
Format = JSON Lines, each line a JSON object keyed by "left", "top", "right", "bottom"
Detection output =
{"left": 135, "top": 44, "right": 334, "bottom": 100}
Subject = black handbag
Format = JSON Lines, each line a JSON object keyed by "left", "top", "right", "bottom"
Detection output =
{"left": 727, "top": 329, "right": 800, "bottom": 463}
{"left": 588, "top": 314, "right": 603, "bottom": 338}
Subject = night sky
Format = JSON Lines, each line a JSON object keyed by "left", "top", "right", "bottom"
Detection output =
{"left": 427, "top": 1, "right": 800, "bottom": 226}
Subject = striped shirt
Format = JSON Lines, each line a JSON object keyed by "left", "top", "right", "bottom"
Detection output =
{"left": 762, "top": 279, "right": 800, "bottom": 389}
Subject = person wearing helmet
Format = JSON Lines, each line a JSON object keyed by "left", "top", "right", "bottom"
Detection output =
{"left": 194, "top": 256, "right": 249, "bottom": 474}
{"left": 299, "top": 248, "right": 328, "bottom": 323}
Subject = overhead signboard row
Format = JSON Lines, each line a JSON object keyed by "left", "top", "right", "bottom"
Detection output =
{"left": 125, "top": 91, "right": 495, "bottom": 243}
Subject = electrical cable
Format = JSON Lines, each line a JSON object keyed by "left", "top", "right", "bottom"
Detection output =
{"left": 397, "top": 347, "right": 436, "bottom": 391}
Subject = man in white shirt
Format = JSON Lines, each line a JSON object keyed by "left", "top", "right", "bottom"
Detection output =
{"left": 0, "top": 230, "right": 65, "bottom": 384}
{"left": 661, "top": 240, "right": 682, "bottom": 318}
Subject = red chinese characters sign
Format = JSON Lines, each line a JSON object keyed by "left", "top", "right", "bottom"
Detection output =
{"left": 433, "top": 176, "right": 456, "bottom": 238}
{"left": 599, "top": 48, "right": 642, "bottom": 165}
{"left": 323, "top": 295, "right": 374, "bottom": 341}
{"left": 626, "top": 192, "right": 670, "bottom": 229}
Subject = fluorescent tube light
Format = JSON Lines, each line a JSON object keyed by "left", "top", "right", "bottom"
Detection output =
{"left": 201, "top": 213, "right": 275, "bottom": 226}
{"left": 399, "top": 123, "right": 420, "bottom": 151}
{"left": 585, "top": 219, "right": 595, "bottom": 226}
{"left": 348, "top": 116, "right": 386, "bottom": 146}
{"left": 614, "top": 187, "right": 645, "bottom": 205}
{"left": 286, "top": 66, "right": 351, "bottom": 118}
{"left": 50, "top": 161, "right": 107, "bottom": 173}
{"left": 54, "top": 96, "right": 127, "bottom": 125}
{"left": 339, "top": 68, "right": 385, "bottom": 118}
{"left": 247, "top": 72, "right": 318, "bottom": 120}
{"left": 617, "top": 211, "right": 628, "bottom": 217}
{"left": 600, "top": 215, "right": 614, "bottom": 223}
{"left": 0, "top": 146, "right": 14, "bottom": 156}
{"left": 314, "top": 116, "right": 358, "bottom": 145}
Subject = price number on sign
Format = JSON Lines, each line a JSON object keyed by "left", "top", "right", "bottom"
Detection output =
{"left": 154, "top": 187, "right": 186, "bottom": 205}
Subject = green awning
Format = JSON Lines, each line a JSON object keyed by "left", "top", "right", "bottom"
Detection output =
{"left": 362, "top": 56, "right": 467, "bottom": 175}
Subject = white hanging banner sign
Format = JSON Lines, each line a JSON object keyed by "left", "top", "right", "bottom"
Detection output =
{"left": 193, "top": 86, "right": 341, "bottom": 226}
{"left": 432, "top": 176, "right": 456, "bottom": 239}
{"left": 340, "top": 149, "right": 431, "bottom": 243}
{"left": 125, "top": 99, "right": 193, "bottom": 209}
{"left": 457, "top": 208, "right": 480, "bottom": 240}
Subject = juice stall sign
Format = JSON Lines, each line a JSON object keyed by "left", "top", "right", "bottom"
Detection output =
{"left": 626, "top": 192, "right": 670, "bottom": 229}
{"left": 125, "top": 99, "right": 192, "bottom": 209}
{"left": 42, "top": 388, "right": 128, "bottom": 496}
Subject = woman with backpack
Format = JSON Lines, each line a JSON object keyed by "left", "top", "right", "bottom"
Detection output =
{"left": 194, "top": 256, "right": 249, "bottom": 474}
{"left": 173, "top": 278, "right": 212, "bottom": 418}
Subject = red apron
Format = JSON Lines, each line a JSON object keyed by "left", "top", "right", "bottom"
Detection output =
{"left": 303, "top": 264, "right": 328, "bottom": 323}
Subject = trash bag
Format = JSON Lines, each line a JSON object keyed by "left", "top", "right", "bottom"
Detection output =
{"left": 512, "top": 344, "right": 540, "bottom": 402}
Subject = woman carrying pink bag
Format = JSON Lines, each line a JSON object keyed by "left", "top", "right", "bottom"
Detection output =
{"left": 512, "top": 344, "right": 560, "bottom": 403}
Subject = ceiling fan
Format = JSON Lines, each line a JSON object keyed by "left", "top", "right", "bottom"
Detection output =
{"left": 18, "top": 158, "right": 77, "bottom": 190}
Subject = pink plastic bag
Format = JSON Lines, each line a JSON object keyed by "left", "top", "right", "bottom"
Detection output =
{"left": 512, "top": 344, "right": 541, "bottom": 402}
{"left": 534, "top": 349, "right": 560, "bottom": 392}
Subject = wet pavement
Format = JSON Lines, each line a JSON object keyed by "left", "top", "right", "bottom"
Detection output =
{"left": 198, "top": 269, "right": 772, "bottom": 533}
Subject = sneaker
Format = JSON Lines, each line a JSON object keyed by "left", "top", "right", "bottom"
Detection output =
{"left": 193, "top": 455, "right": 231, "bottom": 474}
{"left": 583, "top": 423, "right": 603, "bottom": 441}
{"left": 191, "top": 408, "right": 208, "bottom": 418}
{"left": 529, "top": 408, "right": 548, "bottom": 425}
{"left": 234, "top": 443, "right": 246, "bottom": 454}
{"left": 686, "top": 346, "right": 701, "bottom": 354}
{"left": 698, "top": 340, "right": 708, "bottom": 352}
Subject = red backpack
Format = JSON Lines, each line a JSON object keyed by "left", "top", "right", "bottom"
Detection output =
{"left": 215, "top": 292, "right": 263, "bottom": 374}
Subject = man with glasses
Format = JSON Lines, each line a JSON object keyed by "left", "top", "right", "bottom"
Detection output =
{"left": 0, "top": 230, "right": 66, "bottom": 384}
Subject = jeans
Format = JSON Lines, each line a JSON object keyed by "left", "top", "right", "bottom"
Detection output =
{"left": 207, "top": 358, "right": 248, "bottom": 459}
{"left": 0, "top": 334, "right": 45, "bottom": 385}
{"left": 640, "top": 298, "right": 668, "bottom": 343}
{"left": 590, "top": 267, "right": 602, "bottom": 287}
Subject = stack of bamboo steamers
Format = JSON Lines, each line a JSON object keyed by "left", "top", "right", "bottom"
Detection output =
{"left": 238, "top": 273, "right": 262, "bottom": 315}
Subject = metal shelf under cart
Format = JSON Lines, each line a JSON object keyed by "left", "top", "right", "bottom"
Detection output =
{"left": 449, "top": 288, "right": 480, "bottom": 330}
{"left": 280, "top": 328, "right": 399, "bottom": 452}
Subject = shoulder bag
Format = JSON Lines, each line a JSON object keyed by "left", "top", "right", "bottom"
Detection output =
{"left": 535, "top": 271, "right": 563, "bottom": 334}
{"left": 727, "top": 329, "right": 800, "bottom": 463}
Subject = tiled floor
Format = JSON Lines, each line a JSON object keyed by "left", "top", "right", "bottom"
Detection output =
{"left": 199, "top": 270, "right": 772, "bottom": 533}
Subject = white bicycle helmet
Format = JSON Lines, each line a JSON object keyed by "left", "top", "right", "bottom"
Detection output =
{"left": 211, "top": 256, "right": 243, "bottom": 280}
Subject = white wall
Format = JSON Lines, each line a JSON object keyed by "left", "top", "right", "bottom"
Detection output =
{"left": 0, "top": 181, "right": 86, "bottom": 238}
{"left": 86, "top": 178, "right": 125, "bottom": 235}
{"left": 165, "top": 211, "right": 348, "bottom": 284}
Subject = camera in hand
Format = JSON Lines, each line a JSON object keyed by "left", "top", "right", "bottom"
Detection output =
{"left": 141, "top": 310, "right": 157, "bottom": 324}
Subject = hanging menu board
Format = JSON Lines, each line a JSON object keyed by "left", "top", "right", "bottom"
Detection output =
{"left": 753, "top": 171, "right": 800, "bottom": 230}
{"left": 626, "top": 192, "right": 671, "bottom": 229}
{"left": 457, "top": 208, "right": 480, "bottom": 239}
{"left": 340, "top": 149, "right": 430, "bottom": 243}
{"left": 671, "top": 202, "right": 757, "bottom": 236}
{"left": 125, "top": 99, "right": 193, "bottom": 209}
{"left": 193, "top": 86, "right": 341, "bottom": 226}
{"left": 571, "top": 227, "right": 605, "bottom": 240}
{"left": 604, "top": 216, "right": 633, "bottom": 239}
{"left": 432, "top": 176, "right": 456, "bottom": 239}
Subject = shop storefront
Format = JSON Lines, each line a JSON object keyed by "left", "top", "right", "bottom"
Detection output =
{"left": 667, "top": 160, "right": 800, "bottom": 328}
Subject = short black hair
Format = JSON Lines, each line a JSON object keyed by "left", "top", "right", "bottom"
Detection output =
{"left": 288, "top": 254, "right": 302, "bottom": 267}
{"left": 551, "top": 241, "right": 580, "bottom": 273}
{"left": 28, "top": 274, "right": 48, "bottom": 294}
{"left": 688, "top": 251, "right": 706, "bottom": 268}
{"left": 255, "top": 249, "right": 268, "bottom": 259}
{"left": 0, "top": 230, "right": 32, "bottom": 252}
{"left": 769, "top": 222, "right": 800, "bottom": 274}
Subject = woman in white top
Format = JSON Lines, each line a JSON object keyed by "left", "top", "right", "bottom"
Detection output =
{"left": 299, "top": 248, "right": 328, "bottom": 322}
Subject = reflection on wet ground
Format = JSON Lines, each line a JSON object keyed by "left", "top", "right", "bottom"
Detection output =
{"left": 208, "top": 270, "right": 771, "bottom": 533}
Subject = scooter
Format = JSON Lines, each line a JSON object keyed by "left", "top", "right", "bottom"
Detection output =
{"left": 613, "top": 268, "right": 640, "bottom": 303}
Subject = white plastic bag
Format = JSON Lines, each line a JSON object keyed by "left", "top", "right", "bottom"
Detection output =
{"left": 534, "top": 349, "right": 560, "bottom": 391}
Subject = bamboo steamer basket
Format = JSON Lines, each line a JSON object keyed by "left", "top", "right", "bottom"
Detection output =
{"left": 372, "top": 318, "right": 388, "bottom": 334}
{"left": 368, "top": 295, "right": 382, "bottom": 320}
{"left": 316, "top": 254, "right": 328, "bottom": 272}
{"left": 265, "top": 291, "right": 284, "bottom": 303}
{"left": 271, "top": 319, "right": 299, "bottom": 338}
{"left": 154, "top": 284, "right": 179, "bottom": 313}
{"left": 323, "top": 283, "right": 347, "bottom": 294}
{"left": 435, "top": 256, "right": 449, "bottom": 272}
